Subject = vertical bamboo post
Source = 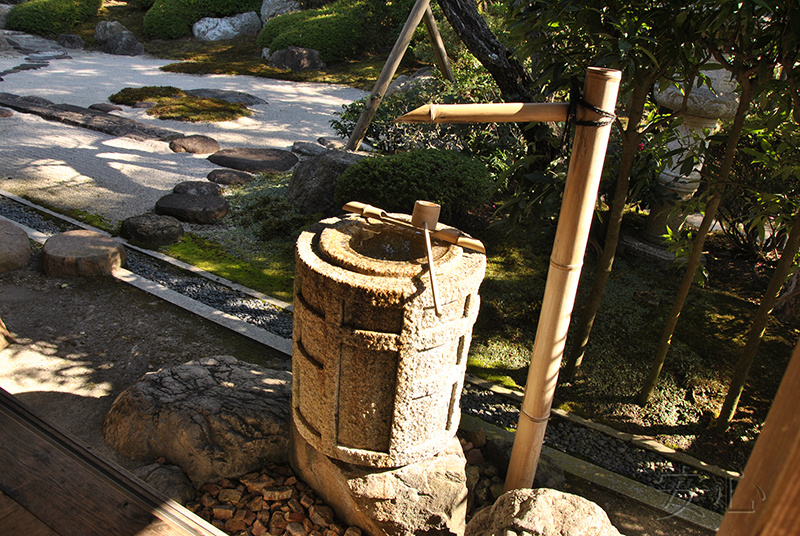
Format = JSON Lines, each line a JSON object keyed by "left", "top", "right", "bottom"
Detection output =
{"left": 715, "top": 339, "right": 800, "bottom": 536}
{"left": 504, "top": 67, "right": 621, "bottom": 492}
{"left": 422, "top": 6, "right": 455, "bottom": 85}
{"left": 345, "top": 0, "right": 431, "bottom": 151}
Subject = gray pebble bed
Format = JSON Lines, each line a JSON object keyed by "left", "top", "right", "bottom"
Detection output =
{"left": 0, "top": 194, "right": 733, "bottom": 516}
{"left": 461, "top": 384, "right": 734, "bottom": 514}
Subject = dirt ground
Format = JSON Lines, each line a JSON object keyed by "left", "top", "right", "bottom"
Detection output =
{"left": 0, "top": 250, "right": 716, "bottom": 536}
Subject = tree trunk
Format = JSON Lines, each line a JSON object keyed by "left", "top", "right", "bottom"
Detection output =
{"left": 715, "top": 209, "right": 800, "bottom": 434}
{"left": 563, "top": 83, "right": 649, "bottom": 378}
{"left": 637, "top": 78, "right": 756, "bottom": 406}
{"left": 437, "top": 0, "right": 534, "bottom": 102}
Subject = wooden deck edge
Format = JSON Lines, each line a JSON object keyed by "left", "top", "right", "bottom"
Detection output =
{"left": 0, "top": 387, "right": 226, "bottom": 536}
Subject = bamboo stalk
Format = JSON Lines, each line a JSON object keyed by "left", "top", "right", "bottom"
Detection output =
{"left": 345, "top": 0, "right": 430, "bottom": 151}
{"left": 395, "top": 102, "right": 569, "bottom": 124}
{"left": 422, "top": 6, "right": 455, "bottom": 85}
{"left": 504, "top": 67, "right": 621, "bottom": 492}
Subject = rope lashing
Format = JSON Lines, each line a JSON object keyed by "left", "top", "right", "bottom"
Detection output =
{"left": 560, "top": 76, "right": 617, "bottom": 150}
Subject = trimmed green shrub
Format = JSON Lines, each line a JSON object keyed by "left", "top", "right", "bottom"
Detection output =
{"left": 6, "top": 0, "right": 102, "bottom": 37}
{"left": 257, "top": 0, "right": 416, "bottom": 63}
{"left": 334, "top": 149, "right": 492, "bottom": 224}
{"left": 143, "top": 0, "right": 261, "bottom": 40}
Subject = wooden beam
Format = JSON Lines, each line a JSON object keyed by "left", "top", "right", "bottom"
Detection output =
{"left": 395, "top": 102, "right": 569, "bottom": 124}
{"left": 422, "top": 6, "right": 455, "bottom": 85}
{"left": 0, "top": 387, "right": 225, "bottom": 536}
{"left": 716, "top": 339, "right": 800, "bottom": 536}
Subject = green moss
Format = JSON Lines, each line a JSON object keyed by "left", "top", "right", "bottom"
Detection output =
{"left": 147, "top": 96, "right": 251, "bottom": 122}
{"left": 165, "top": 234, "right": 294, "bottom": 302}
{"left": 109, "top": 86, "right": 186, "bottom": 105}
{"left": 6, "top": 0, "right": 102, "bottom": 36}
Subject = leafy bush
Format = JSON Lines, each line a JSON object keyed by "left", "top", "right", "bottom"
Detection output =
{"left": 143, "top": 0, "right": 261, "bottom": 39}
{"left": 257, "top": 0, "right": 415, "bottom": 63}
{"left": 6, "top": 0, "right": 101, "bottom": 36}
{"left": 334, "top": 149, "right": 492, "bottom": 224}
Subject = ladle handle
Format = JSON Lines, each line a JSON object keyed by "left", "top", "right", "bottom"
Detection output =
{"left": 424, "top": 222, "right": 442, "bottom": 316}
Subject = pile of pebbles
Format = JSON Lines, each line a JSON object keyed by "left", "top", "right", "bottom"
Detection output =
{"left": 186, "top": 463, "right": 361, "bottom": 536}
{"left": 0, "top": 195, "right": 293, "bottom": 338}
{"left": 461, "top": 384, "right": 733, "bottom": 514}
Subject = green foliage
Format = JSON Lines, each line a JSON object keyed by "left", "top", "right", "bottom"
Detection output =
{"left": 6, "top": 0, "right": 102, "bottom": 36}
{"left": 143, "top": 0, "right": 261, "bottom": 39}
{"left": 334, "top": 149, "right": 492, "bottom": 224}
{"left": 257, "top": 0, "right": 415, "bottom": 63}
{"left": 126, "top": 0, "right": 155, "bottom": 10}
{"left": 237, "top": 186, "right": 321, "bottom": 241}
{"left": 109, "top": 86, "right": 186, "bottom": 105}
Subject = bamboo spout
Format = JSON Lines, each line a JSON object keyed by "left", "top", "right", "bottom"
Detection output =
{"left": 395, "top": 102, "right": 569, "bottom": 124}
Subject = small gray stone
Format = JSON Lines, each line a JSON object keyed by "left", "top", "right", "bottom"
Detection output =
{"left": 155, "top": 193, "right": 229, "bottom": 224}
{"left": 207, "top": 169, "right": 253, "bottom": 186}
{"left": 0, "top": 220, "right": 31, "bottom": 272}
{"left": 169, "top": 135, "right": 221, "bottom": 154}
{"left": 269, "top": 46, "right": 326, "bottom": 72}
{"left": 120, "top": 214, "right": 184, "bottom": 248}
{"left": 207, "top": 147, "right": 298, "bottom": 174}
{"left": 291, "top": 140, "right": 328, "bottom": 157}
{"left": 172, "top": 180, "right": 221, "bottom": 197}
{"left": 133, "top": 463, "right": 194, "bottom": 505}
{"left": 57, "top": 34, "right": 85, "bottom": 49}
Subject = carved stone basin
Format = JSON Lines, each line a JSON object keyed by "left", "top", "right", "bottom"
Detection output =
{"left": 292, "top": 214, "right": 486, "bottom": 468}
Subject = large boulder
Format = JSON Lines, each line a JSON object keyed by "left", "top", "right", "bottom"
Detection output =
{"left": 193, "top": 11, "right": 262, "bottom": 41}
{"left": 286, "top": 150, "right": 366, "bottom": 215}
{"left": 104, "top": 30, "right": 144, "bottom": 56}
{"left": 269, "top": 46, "right": 326, "bottom": 72}
{"left": 465, "top": 488, "right": 623, "bottom": 536}
{"left": 261, "top": 0, "right": 300, "bottom": 23}
{"left": 95, "top": 20, "right": 127, "bottom": 42}
{"left": 104, "top": 356, "right": 293, "bottom": 486}
{"left": 292, "top": 423, "right": 468, "bottom": 536}
{"left": 0, "top": 4, "right": 13, "bottom": 29}
{"left": 0, "top": 220, "right": 30, "bottom": 273}
{"left": 57, "top": 34, "right": 85, "bottom": 49}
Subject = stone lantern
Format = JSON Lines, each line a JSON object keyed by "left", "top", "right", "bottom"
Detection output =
{"left": 641, "top": 64, "right": 739, "bottom": 245}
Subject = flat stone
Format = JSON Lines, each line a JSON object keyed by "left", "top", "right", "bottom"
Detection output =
{"left": 207, "top": 169, "right": 253, "bottom": 185}
{"left": 291, "top": 141, "right": 328, "bottom": 157}
{"left": 0, "top": 220, "right": 31, "bottom": 272}
{"left": 184, "top": 89, "right": 267, "bottom": 106}
{"left": 172, "top": 181, "right": 221, "bottom": 197}
{"left": 89, "top": 103, "right": 123, "bottom": 113}
{"left": 208, "top": 148, "right": 298, "bottom": 174}
{"left": 0, "top": 107, "right": 12, "bottom": 118}
{"left": 42, "top": 230, "right": 126, "bottom": 277}
{"left": 120, "top": 214, "right": 184, "bottom": 248}
{"left": 169, "top": 135, "right": 221, "bottom": 154}
{"left": 155, "top": 193, "right": 229, "bottom": 224}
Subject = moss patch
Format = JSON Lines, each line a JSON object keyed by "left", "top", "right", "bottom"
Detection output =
{"left": 109, "top": 86, "right": 251, "bottom": 122}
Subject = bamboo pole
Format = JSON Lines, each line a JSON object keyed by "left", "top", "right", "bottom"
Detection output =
{"left": 715, "top": 340, "right": 800, "bottom": 536}
{"left": 422, "top": 6, "right": 456, "bottom": 85}
{"left": 395, "top": 102, "right": 569, "bottom": 124}
{"left": 345, "top": 0, "right": 431, "bottom": 151}
{"left": 504, "top": 67, "right": 621, "bottom": 492}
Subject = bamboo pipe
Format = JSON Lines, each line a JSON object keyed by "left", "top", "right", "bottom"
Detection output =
{"left": 394, "top": 102, "right": 570, "bottom": 124}
{"left": 345, "top": 0, "right": 431, "bottom": 151}
{"left": 504, "top": 67, "right": 621, "bottom": 492}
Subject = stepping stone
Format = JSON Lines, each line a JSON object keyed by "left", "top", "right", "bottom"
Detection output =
{"left": 207, "top": 169, "right": 253, "bottom": 186}
{"left": 155, "top": 194, "right": 229, "bottom": 224}
{"left": 42, "top": 230, "right": 126, "bottom": 277}
{"left": 184, "top": 88, "right": 267, "bottom": 106}
{"left": 0, "top": 221, "right": 31, "bottom": 272}
{"left": 172, "top": 180, "right": 221, "bottom": 197}
{"left": 121, "top": 214, "right": 184, "bottom": 248}
{"left": 207, "top": 148, "right": 298, "bottom": 174}
{"left": 89, "top": 103, "right": 123, "bottom": 113}
{"left": 292, "top": 140, "right": 328, "bottom": 157}
{"left": 169, "top": 135, "right": 220, "bottom": 154}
